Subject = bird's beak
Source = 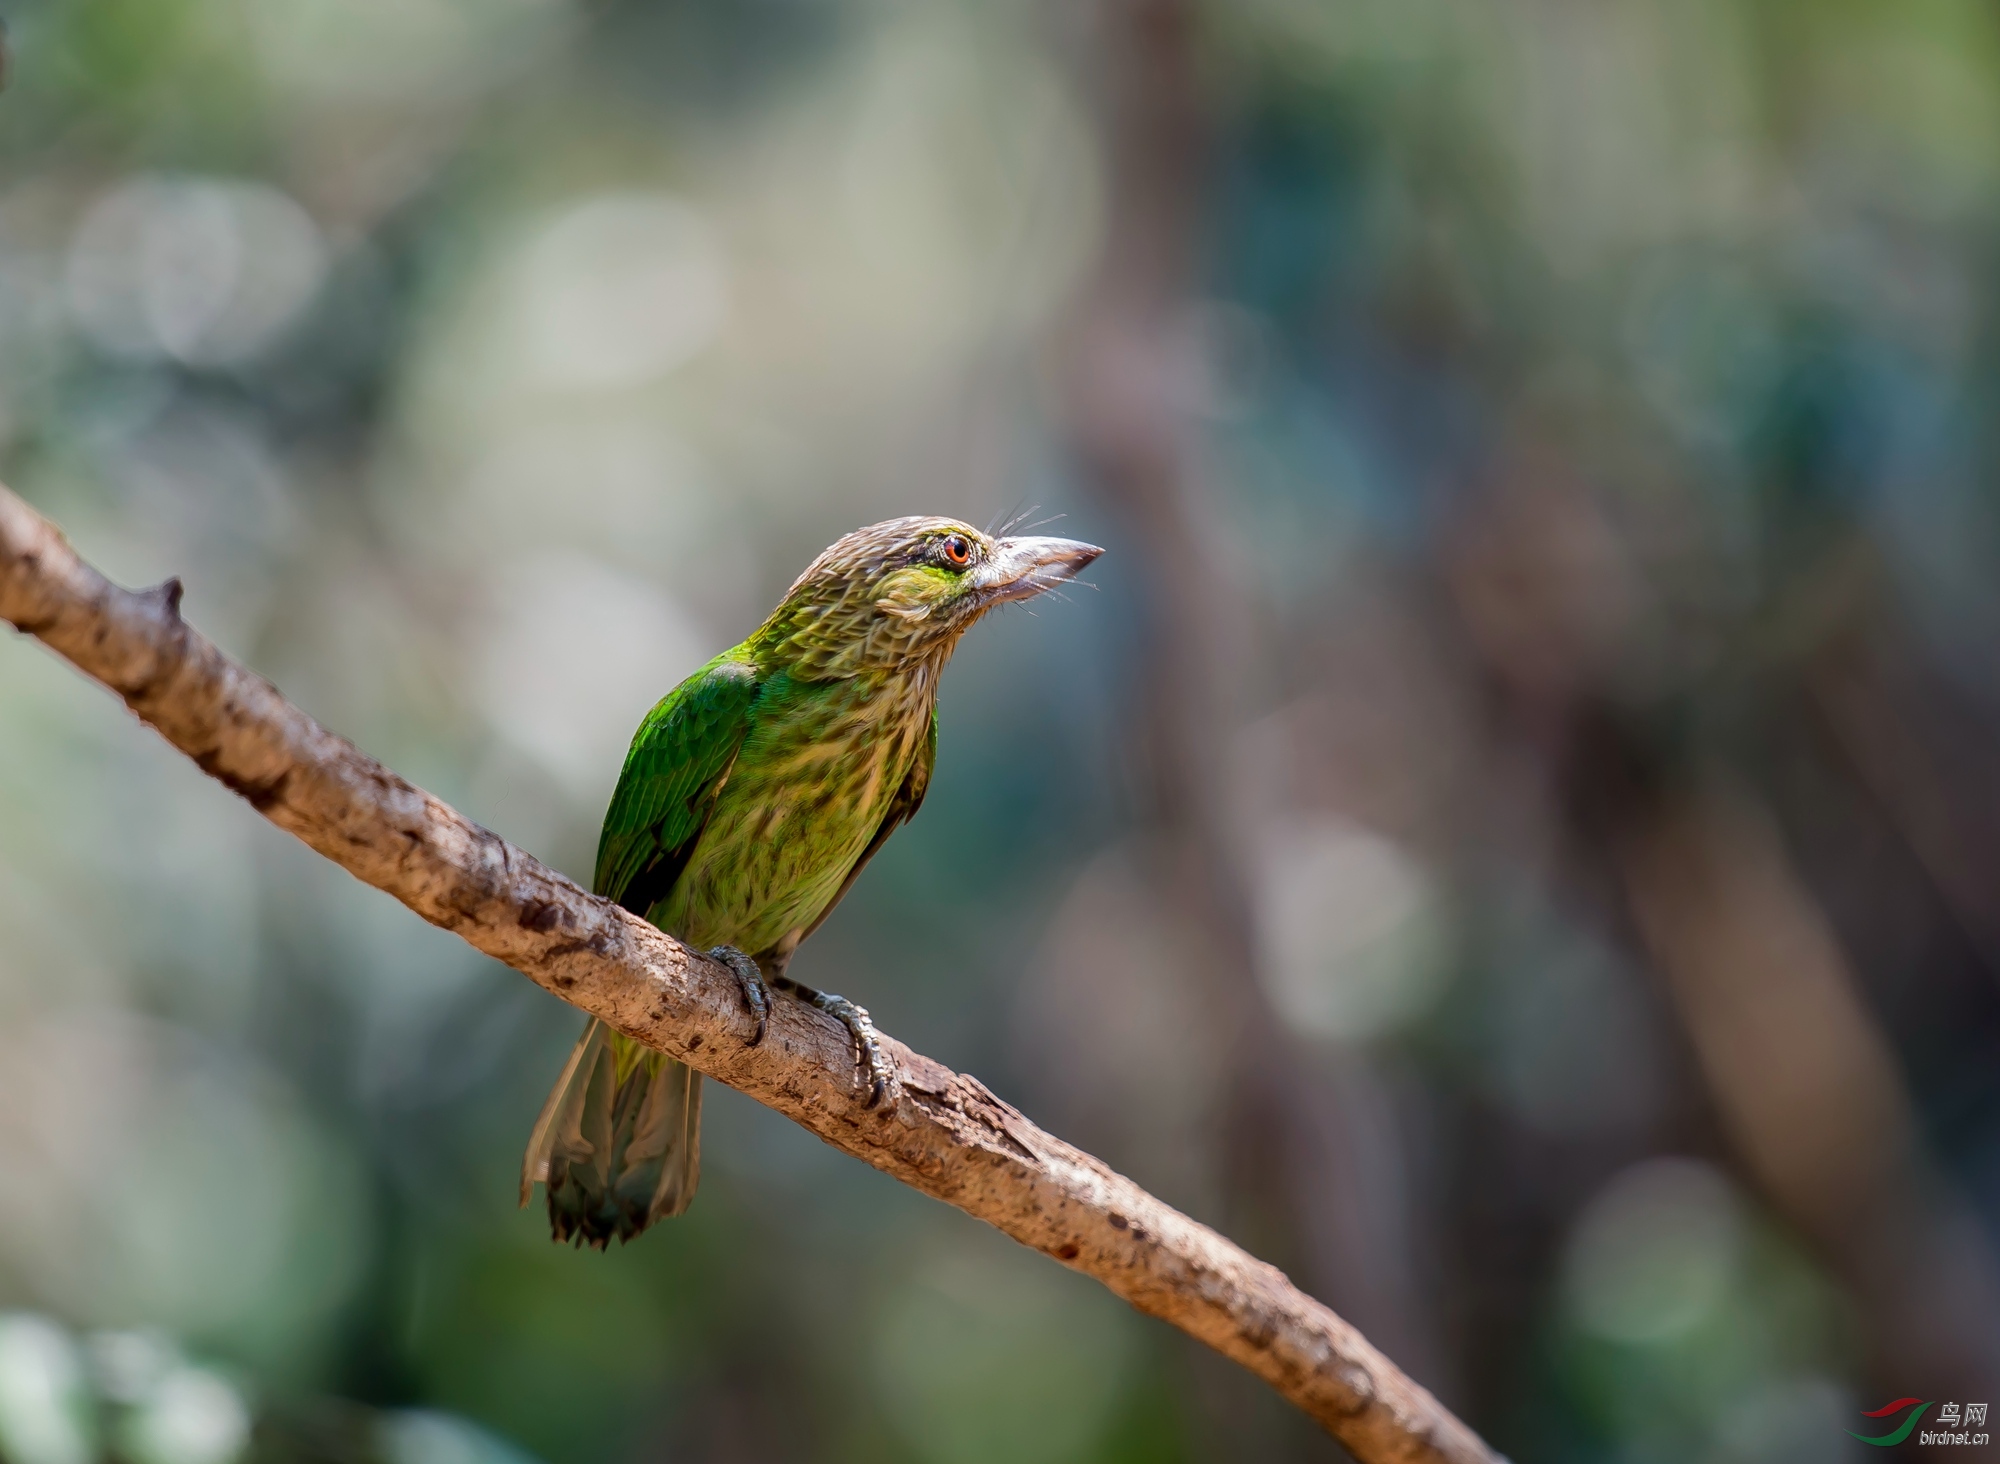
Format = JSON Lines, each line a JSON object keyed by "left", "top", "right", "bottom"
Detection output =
{"left": 972, "top": 535, "right": 1105, "bottom": 606}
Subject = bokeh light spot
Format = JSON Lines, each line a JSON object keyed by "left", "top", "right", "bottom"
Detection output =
{"left": 1563, "top": 1158, "right": 1744, "bottom": 1345}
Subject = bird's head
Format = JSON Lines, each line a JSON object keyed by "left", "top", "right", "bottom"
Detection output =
{"left": 755, "top": 516, "right": 1103, "bottom": 676}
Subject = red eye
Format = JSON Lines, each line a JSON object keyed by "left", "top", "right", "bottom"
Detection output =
{"left": 941, "top": 534, "right": 972, "bottom": 567}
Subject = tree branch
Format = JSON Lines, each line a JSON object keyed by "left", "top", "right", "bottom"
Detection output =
{"left": 0, "top": 482, "right": 1500, "bottom": 1464}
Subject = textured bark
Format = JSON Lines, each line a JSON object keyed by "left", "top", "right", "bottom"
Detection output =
{"left": 0, "top": 482, "right": 1502, "bottom": 1464}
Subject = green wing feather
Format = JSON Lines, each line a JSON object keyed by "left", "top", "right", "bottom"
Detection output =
{"left": 801, "top": 707, "right": 936, "bottom": 943}
{"left": 526, "top": 653, "right": 759, "bottom": 1248}
{"left": 593, "top": 654, "right": 760, "bottom": 917}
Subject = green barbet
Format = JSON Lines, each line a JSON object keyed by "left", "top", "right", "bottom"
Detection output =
{"left": 520, "top": 517, "right": 1102, "bottom": 1247}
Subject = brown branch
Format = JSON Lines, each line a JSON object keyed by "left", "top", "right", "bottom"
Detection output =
{"left": 0, "top": 482, "right": 1502, "bottom": 1464}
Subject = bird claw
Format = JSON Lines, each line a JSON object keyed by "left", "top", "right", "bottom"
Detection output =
{"left": 805, "top": 990, "right": 898, "bottom": 1108}
{"left": 708, "top": 945, "right": 771, "bottom": 1047}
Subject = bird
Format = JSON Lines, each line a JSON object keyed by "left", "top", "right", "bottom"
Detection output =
{"left": 519, "top": 516, "right": 1103, "bottom": 1247}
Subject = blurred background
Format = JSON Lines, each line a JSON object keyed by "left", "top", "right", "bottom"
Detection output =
{"left": 3, "top": 0, "right": 2000, "bottom": 1460}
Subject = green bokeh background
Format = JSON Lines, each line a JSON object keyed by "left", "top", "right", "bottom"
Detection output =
{"left": 2, "top": 1, "right": 1999, "bottom": 1461}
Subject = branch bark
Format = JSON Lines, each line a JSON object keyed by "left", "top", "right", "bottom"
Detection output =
{"left": 0, "top": 482, "right": 1501, "bottom": 1464}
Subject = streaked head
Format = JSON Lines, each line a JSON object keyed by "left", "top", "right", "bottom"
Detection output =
{"left": 756, "top": 516, "right": 1103, "bottom": 675}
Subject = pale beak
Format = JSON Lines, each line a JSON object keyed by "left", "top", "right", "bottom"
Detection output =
{"left": 972, "top": 535, "right": 1105, "bottom": 606}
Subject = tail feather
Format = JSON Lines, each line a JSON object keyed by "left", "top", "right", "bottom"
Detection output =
{"left": 521, "top": 1018, "right": 702, "bottom": 1247}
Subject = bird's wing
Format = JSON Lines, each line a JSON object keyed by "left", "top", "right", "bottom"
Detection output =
{"left": 593, "top": 655, "right": 760, "bottom": 915}
{"left": 801, "top": 707, "right": 937, "bottom": 942}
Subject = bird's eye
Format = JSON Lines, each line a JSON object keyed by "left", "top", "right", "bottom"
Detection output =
{"left": 940, "top": 534, "right": 972, "bottom": 567}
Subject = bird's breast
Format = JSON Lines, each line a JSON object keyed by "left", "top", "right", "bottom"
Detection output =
{"left": 661, "top": 668, "right": 935, "bottom": 955}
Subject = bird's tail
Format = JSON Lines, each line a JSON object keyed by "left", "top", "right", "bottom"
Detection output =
{"left": 520, "top": 1018, "right": 702, "bottom": 1247}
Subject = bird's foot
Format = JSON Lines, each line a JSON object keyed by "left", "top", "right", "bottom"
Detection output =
{"left": 776, "top": 977, "right": 897, "bottom": 1108}
{"left": 708, "top": 945, "right": 772, "bottom": 1046}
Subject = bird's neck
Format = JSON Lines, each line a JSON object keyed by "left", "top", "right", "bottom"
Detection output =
{"left": 777, "top": 647, "right": 951, "bottom": 717}
{"left": 870, "top": 649, "right": 948, "bottom": 720}
{"left": 751, "top": 603, "right": 966, "bottom": 681}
